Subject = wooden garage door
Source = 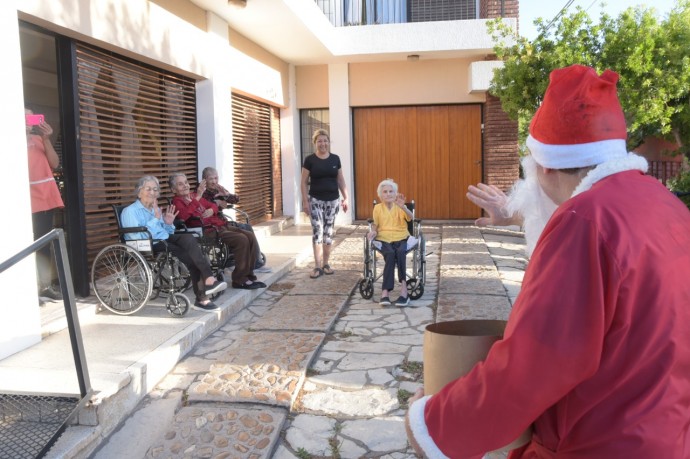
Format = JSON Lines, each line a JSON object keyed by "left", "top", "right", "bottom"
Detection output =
{"left": 354, "top": 105, "right": 482, "bottom": 220}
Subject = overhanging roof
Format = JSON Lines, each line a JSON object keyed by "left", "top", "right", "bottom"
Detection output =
{"left": 189, "top": 0, "right": 514, "bottom": 65}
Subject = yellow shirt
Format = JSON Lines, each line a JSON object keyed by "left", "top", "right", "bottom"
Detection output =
{"left": 373, "top": 203, "right": 410, "bottom": 243}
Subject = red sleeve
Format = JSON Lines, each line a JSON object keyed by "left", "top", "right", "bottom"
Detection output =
{"left": 200, "top": 197, "right": 218, "bottom": 214}
{"left": 172, "top": 195, "right": 203, "bottom": 224}
{"left": 420, "top": 210, "right": 614, "bottom": 456}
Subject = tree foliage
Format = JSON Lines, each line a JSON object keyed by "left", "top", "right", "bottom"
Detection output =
{"left": 488, "top": 0, "right": 690, "bottom": 159}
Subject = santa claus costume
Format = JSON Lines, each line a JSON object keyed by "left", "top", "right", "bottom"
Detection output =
{"left": 407, "top": 65, "right": 690, "bottom": 458}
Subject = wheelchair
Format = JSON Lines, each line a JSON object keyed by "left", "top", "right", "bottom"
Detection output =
{"left": 90, "top": 205, "right": 223, "bottom": 317}
{"left": 358, "top": 201, "right": 427, "bottom": 301}
{"left": 184, "top": 203, "right": 267, "bottom": 273}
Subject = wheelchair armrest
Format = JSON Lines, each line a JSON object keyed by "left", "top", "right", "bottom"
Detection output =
{"left": 181, "top": 216, "right": 224, "bottom": 238}
{"left": 221, "top": 207, "right": 250, "bottom": 225}
{"left": 172, "top": 218, "right": 190, "bottom": 231}
{"left": 118, "top": 226, "right": 155, "bottom": 243}
{"left": 118, "top": 225, "right": 149, "bottom": 235}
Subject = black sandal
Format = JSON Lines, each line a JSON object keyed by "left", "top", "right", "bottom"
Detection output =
{"left": 310, "top": 268, "right": 323, "bottom": 279}
{"left": 323, "top": 264, "right": 334, "bottom": 275}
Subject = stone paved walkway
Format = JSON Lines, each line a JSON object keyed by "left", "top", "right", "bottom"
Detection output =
{"left": 93, "top": 223, "right": 527, "bottom": 459}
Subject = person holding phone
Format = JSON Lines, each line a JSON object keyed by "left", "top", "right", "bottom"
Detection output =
{"left": 25, "top": 107, "right": 64, "bottom": 302}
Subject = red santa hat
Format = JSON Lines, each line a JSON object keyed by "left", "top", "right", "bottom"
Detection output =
{"left": 526, "top": 64, "right": 628, "bottom": 169}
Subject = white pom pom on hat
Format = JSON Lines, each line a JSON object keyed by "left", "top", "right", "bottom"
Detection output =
{"left": 526, "top": 64, "right": 629, "bottom": 169}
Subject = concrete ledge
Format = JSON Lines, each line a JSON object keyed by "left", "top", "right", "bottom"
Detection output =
{"left": 253, "top": 216, "right": 294, "bottom": 240}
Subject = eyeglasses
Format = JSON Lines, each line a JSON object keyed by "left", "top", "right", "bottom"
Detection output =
{"left": 142, "top": 186, "right": 160, "bottom": 193}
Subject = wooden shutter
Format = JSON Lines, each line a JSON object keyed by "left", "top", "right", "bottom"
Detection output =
{"left": 231, "top": 93, "right": 280, "bottom": 223}
{"left": 76, "top": 43, "right": 198, "bottom": 264}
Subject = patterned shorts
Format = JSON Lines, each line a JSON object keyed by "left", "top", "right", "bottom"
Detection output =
{"left": 309, "top": 196, "right": 340, "bottom": 244}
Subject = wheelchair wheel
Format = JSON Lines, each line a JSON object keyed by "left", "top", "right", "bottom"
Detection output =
{"left": 201, "top": 236, "right": 228, "bottom": 274}
{"left": 407, "top": 278, "right": 425, "bottom": 300}
{"left": 362, "top": 238, "right": 374, "bottom": 279}
{"left": 151, "top": 253, "right": 191, "bottom": 299}
{"left": 417, "top": 236, "right": 427, "bottom": 284}
{"left": 358, "top": 278, "right": 374, "bottom": 299}
{"left": 91, "top": 244, "right": 153, "bottom": 315}
{"left": 166, "top": 292, "right": 190, "bottom": 317}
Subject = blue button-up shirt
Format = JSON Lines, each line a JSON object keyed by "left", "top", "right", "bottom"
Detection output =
{"left": 121, "top": 199, "right": 174, "bottom": 240}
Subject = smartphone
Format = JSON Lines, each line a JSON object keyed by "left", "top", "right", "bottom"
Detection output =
{"left": 25, "top": 114, "right": 45, "bottom": 126}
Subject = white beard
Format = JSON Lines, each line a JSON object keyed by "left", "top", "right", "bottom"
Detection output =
{"left": 505, "top": 153, "right": 648, "bottom": 257}
{"left": 506, "top": 155, "right": 558, "bottom": 257}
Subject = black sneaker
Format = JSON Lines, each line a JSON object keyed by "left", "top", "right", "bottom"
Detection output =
{"left": 193, "top": 300, "right": 220, "bottom": 311}
{"left": 394, "top": 296, "right": 410, "bottom": 307}
{"left": 204, "top": 280, "right": 227, "bottom": 296}
{"left": 379, "top": 296, "right": 391, "bottom": 306}
{"left": 39, "top": 286, "right": 63, "bottom": 301}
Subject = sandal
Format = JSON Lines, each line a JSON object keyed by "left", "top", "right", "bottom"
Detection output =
{"left": 323, "top": 264, "right": 334, "bottom": 275}
{"left": 310, "top": 268, "right": 323, "bottom": 279}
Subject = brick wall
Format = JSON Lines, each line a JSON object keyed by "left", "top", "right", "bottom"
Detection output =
{"left": 483, "top": 94, "right": 519, "bottom": 190}
{"left": 480, "top": 0, "right": 519, "bottom": 20}
{"left": 479, "top": 1, "right": 520, "bottom": 189}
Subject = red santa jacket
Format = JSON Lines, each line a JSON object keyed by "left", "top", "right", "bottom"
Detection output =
{"left": 409, "top": 170, "right": 690, "bottom": 458}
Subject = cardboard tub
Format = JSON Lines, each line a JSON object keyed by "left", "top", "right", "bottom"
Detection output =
{"left": 423, "top": 320, "right": 532, "bottom": 453}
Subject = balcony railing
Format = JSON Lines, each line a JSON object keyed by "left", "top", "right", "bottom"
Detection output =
{"left": 316, "top": 0, "right": 479, "bottom": 26}
{"left": 649, "top": 160, "right": 682, "bottom": 185}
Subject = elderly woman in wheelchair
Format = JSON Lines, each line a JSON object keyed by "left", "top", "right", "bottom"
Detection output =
{"left": 169, "top": 173, "right": 266, "bottom": 291}
{"left": 120, "top": 176, "right": 228, "bottom": 311}
{"left": 366, "top": 178, "right": 417, "bottom": 307}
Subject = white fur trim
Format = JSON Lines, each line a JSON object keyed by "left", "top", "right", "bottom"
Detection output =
{"left": 527, "top": 136, "right": 628, "bottom": 169}
{"left": 408, "top": 396, "right": 450, "bottom": 459}
{"left": 572, "top": 153, "right": 648, "bottom": 197}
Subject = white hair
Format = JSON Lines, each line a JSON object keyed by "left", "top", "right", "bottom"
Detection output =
{"left": 377, "top": 179, "right": 398, "bottom": 199}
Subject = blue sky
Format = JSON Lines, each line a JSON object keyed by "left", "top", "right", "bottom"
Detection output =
{"left": 519, "top": 0, "right": 679, "bottom": 40}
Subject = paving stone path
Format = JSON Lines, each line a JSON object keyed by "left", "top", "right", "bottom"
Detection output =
{"left": 93, "top": 223, "right": 527, "bottom": 459}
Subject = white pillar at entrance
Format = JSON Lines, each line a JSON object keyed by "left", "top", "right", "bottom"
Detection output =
{"left": 196, "top": 12, "right": 234, "bottom": 187}
{"left": 328, "top": 63, "right": 353, "bottom": 224}
{"left": 281, "top": 64, "right": 299, "bottom": 219}
{"left": 0, "top": 4, "right": 42, "bottom": 360}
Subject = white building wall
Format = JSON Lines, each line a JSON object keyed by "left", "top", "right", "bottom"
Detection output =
{"left": 18, "top": 0, "right": 214, "bottom": 79}
{"left": 0, "top": 1, "right": 42, "bottom": 359}
{"left": 197, "top": 11, "right": 235, "bottom": 186}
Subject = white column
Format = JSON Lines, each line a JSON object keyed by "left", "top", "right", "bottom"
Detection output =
{"left": 328, "top": 63, "right": 353, "bottom": 224}
{"left": 281, "top": 64, "right": 300, "bottom": 219}
{"left": 196, "top": 12, "right": 234, "bottom": 186}
{"left": 0, "top": 5, "right": 42, "bottom": 360}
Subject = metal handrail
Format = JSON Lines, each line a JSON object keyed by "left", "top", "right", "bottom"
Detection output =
{"left": 0, "top": 228, "right": 92, "bottom": 457}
